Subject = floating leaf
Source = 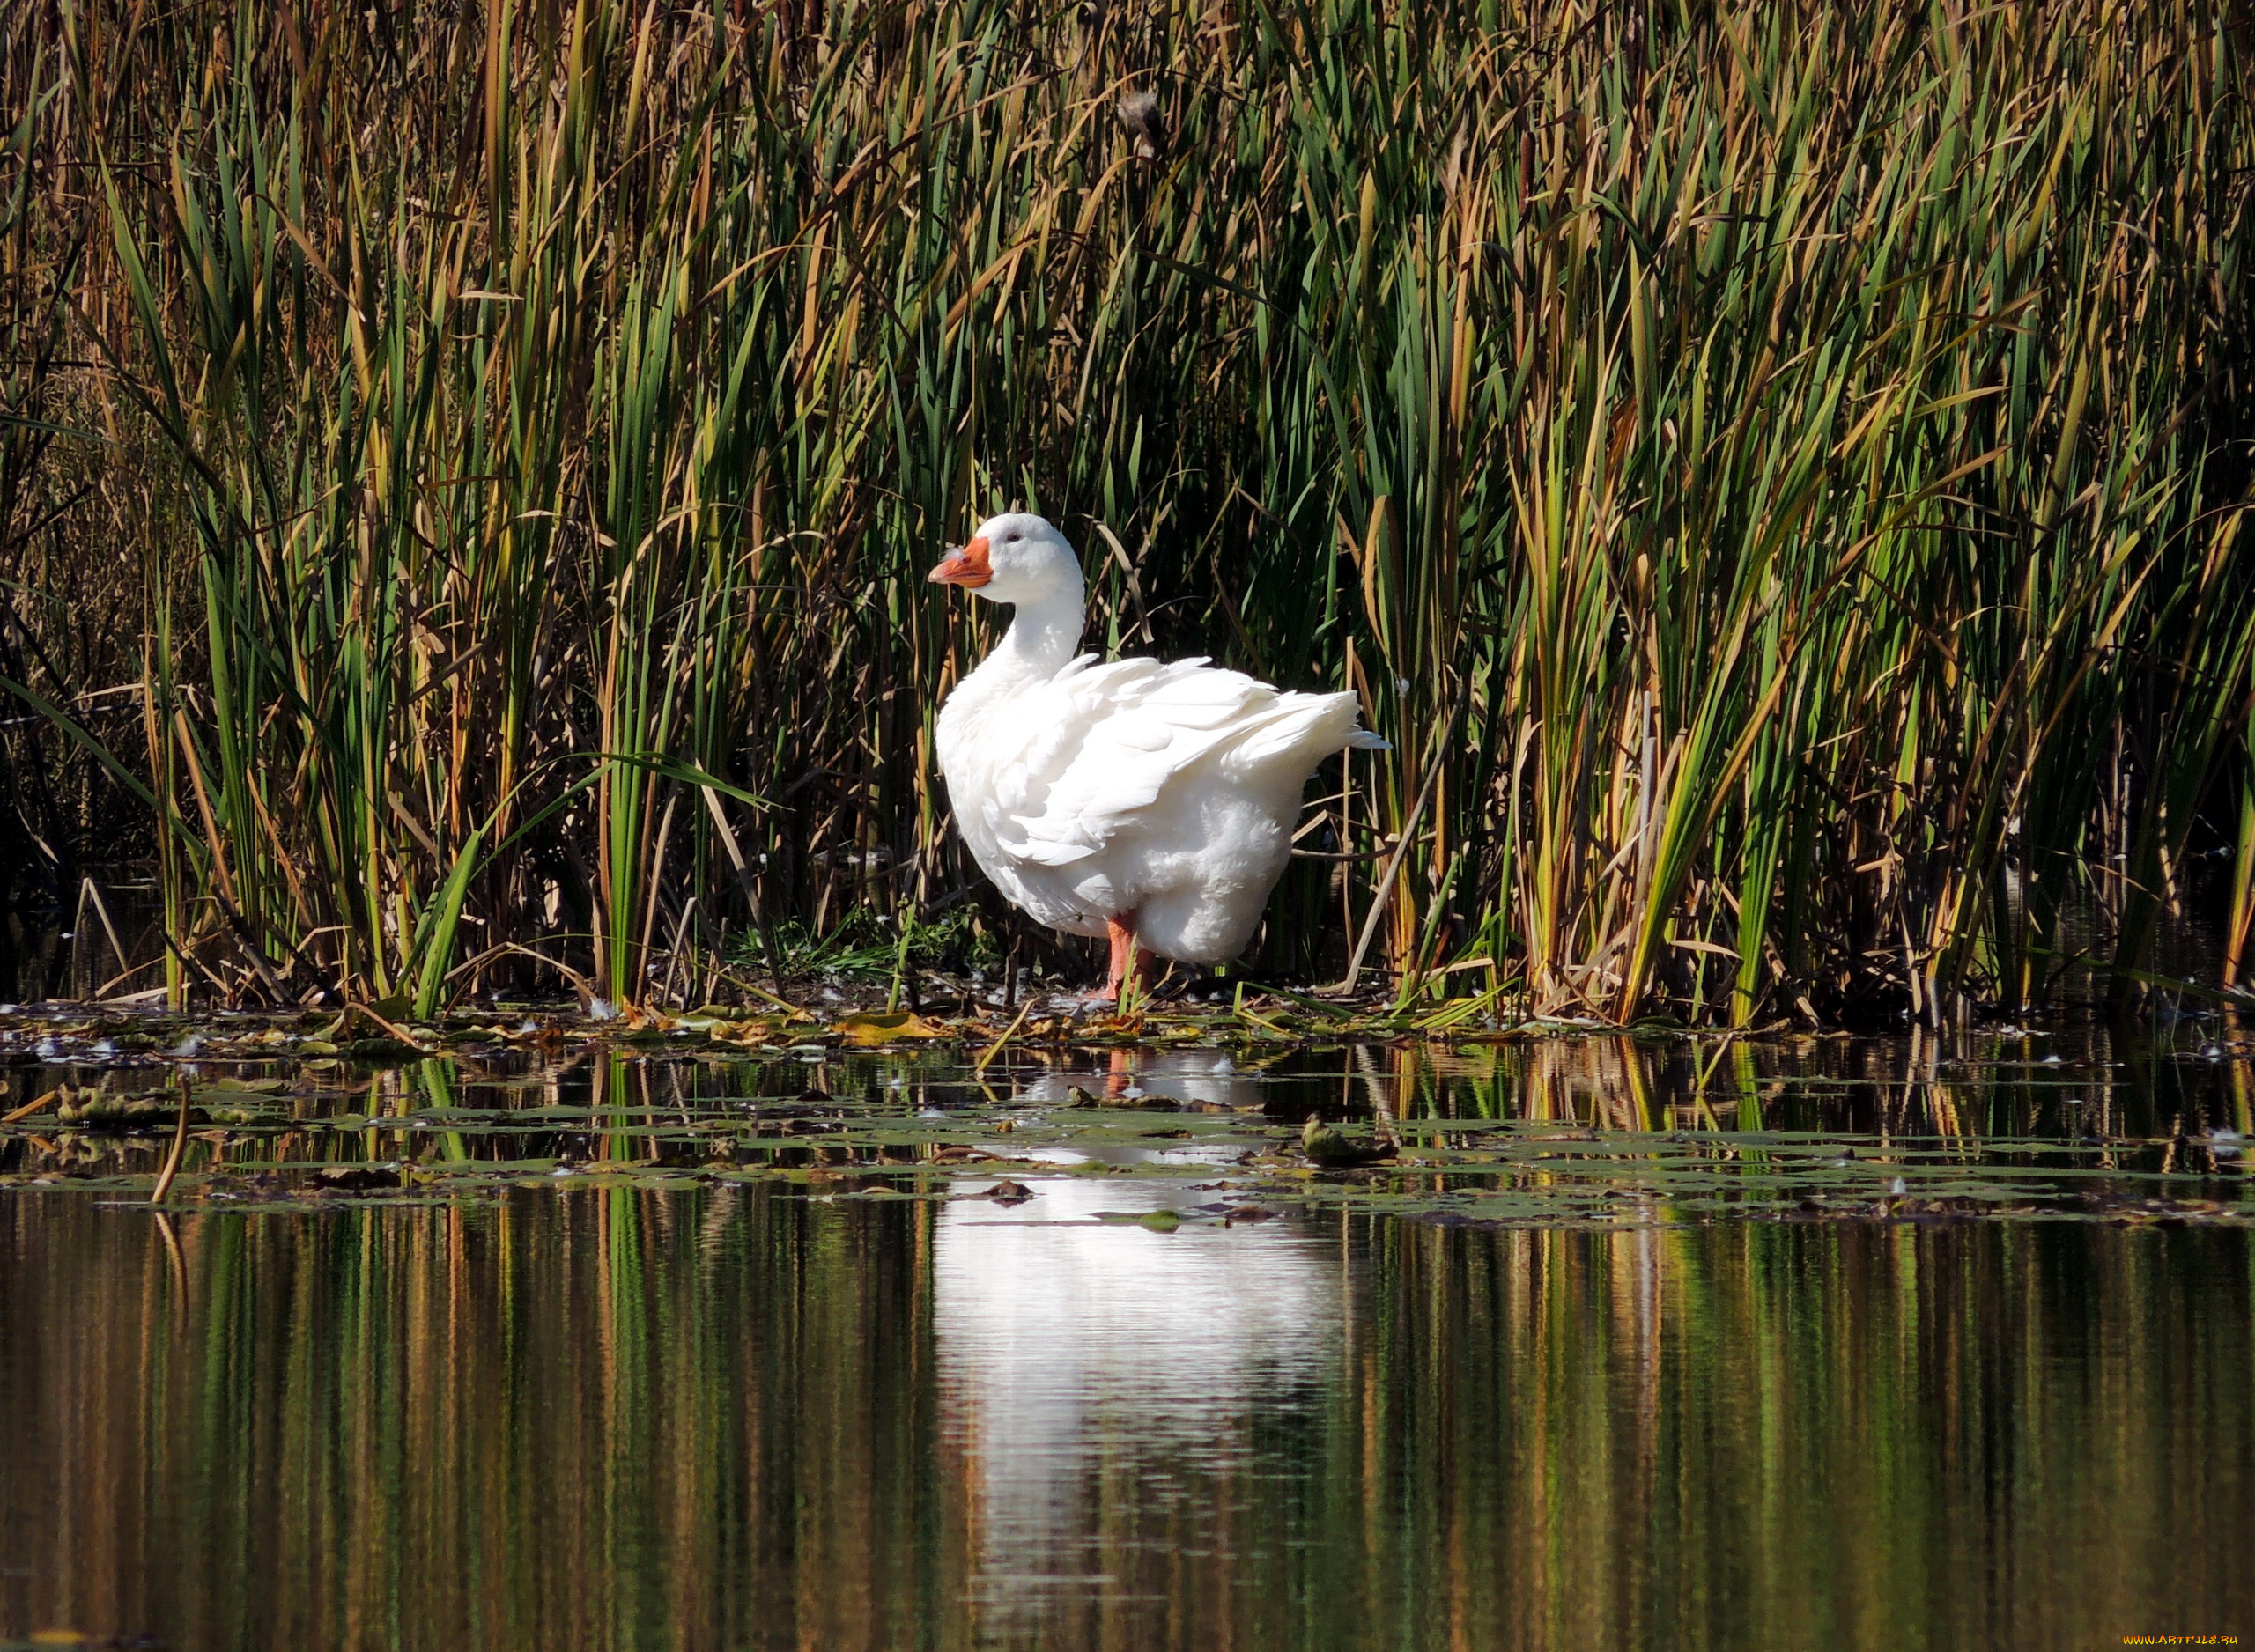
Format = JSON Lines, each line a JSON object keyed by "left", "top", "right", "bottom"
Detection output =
{"left": 832, "top": 1012, "right": 950, "bottom": 1044}
{"left": 1092, "top": 1208, "right": 1185, "bottom": 1231}
{"left": 706, "top": 1014, "right": 794, "bottom": 1045}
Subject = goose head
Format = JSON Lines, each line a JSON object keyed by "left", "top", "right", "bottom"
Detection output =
{"left": 928, "top": 513, "right": 1083, "bottom": 607}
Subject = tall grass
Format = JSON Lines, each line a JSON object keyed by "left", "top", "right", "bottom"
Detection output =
{"left": 2, "top": 0, "right": 2251, "bottom": 1022}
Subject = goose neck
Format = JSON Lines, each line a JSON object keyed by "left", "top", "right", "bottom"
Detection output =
{"left": 992, "top": 591, "right": 1084, "bottom": 677}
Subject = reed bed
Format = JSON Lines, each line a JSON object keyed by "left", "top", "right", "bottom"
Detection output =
{"left": 2, "top": 0, "right": 2251, "bottom": 1023}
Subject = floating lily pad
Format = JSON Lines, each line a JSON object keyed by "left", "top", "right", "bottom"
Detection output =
{"left": 832, "top": 1012, "right": 952, "bottom": 1044}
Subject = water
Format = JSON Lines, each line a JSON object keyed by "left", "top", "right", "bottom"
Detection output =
{"left": 2, "top": 1018, "right": 2253, "bottom": 1648}
{"left": 4, "top": 1192, "right": 2252, "bottom": 1648}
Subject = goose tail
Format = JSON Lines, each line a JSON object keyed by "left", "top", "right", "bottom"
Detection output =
{"left": 1222, "top": 690, "right": 1388, "bottom": 777}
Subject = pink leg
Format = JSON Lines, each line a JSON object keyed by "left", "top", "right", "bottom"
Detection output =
{"left": 1098, "top": 913, "right": 1157, "bottom": 1004}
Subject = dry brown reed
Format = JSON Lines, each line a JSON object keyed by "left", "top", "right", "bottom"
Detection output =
{"left": 1, "top": 0, "right": 2251, "bottom": 1023}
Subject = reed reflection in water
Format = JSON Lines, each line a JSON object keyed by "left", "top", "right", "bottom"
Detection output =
{"left": 0, "top": 1187, "right": 2249, "bottom": 1650}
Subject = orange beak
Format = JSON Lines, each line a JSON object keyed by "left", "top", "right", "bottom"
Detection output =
{"left": 928, "top": 535, "right": 993, "bottom": 587}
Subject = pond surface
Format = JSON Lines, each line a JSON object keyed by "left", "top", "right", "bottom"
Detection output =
{"left": 2, "top": 1011, "right": 2251, "bottom": 1648}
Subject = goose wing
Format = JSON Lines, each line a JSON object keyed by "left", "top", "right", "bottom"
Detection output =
{"left": 994, "top": 656, "right": 1317, "bottom": 867}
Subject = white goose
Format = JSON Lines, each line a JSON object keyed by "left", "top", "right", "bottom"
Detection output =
{"left": 929, "top": 513, "right": 1386, "bottom": 1000}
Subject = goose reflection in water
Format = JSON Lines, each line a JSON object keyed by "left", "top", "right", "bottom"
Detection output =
{"left": 1002, "top": 1049, "right": 1282, "bottom": 1173}
{"left": 1009, "top": 1046, "right": 1272, "bottom": 1110}
{"left": 935, "top": 1071, "right": 1340, "bottom": 1629}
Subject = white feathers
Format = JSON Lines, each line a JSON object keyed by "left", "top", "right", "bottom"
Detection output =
{"left": 931, "top": 520, "right": 1386, "bottom": 966}
{"left": 1000, "top": 656, "right": 1364, "bottom": 867}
